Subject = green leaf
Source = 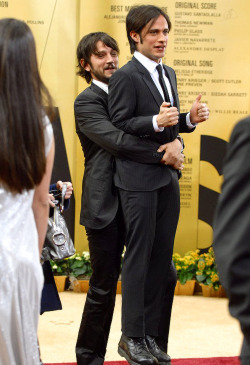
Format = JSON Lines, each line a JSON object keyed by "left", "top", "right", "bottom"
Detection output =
{"left": 71, "top": 261, "right": 84, "bottom": 269}
{"left": 179, "top": 272, "right": 194, "bottom": 285}
{"left": 72, "top": 267, "right": 86, "bottom": 277}
{"left": 196, "top": 274, "right": 207, "bottom": 282}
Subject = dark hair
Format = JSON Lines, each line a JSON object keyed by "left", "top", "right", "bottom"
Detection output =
{"left": 126, "top": 5, "right": 172, "bottom": 54}
{"left": 0, "top": 18, "right": 54, "bottom": 193}
{"left": 76, "top": 32, "right": 120, "bottom": 83}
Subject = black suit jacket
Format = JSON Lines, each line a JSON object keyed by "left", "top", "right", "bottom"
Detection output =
{"left": 75, "top": 82, "right": 166, "bottom": 229}
{"left": 108, "top": 56, "right": 194, "bottom": 191}
{"left": 213, "top": 116, "right": 250, "bottom": 346}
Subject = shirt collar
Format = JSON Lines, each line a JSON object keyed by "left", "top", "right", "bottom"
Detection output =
{"left": 93, "top": 79, "right": 109, "bottom": 94}
{"left": 134, "top": 51, "right": 163, "bottom": 74}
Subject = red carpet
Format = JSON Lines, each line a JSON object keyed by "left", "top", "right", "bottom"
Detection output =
{"left": 45, "top": 357, "right": 240, "bottom": 365}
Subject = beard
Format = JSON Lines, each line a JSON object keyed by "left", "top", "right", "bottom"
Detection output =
{"left": 91, "top": 65, "right": 117, "bottom": 84}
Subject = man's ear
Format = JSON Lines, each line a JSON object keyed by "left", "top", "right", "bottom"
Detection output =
{"left": 80, "top": 58, "right": 91, "bottom": 71}
{"left": 130, "top": 31, "right": 140, "bottom": 43}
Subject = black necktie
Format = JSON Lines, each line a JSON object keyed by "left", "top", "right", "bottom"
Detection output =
{"left": 156, "top": 64, "right": 171, "bottom": 104}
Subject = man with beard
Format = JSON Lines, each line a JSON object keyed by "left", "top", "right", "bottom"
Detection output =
{"left": 74, "top": 32, "right": 184, "bottom": 365}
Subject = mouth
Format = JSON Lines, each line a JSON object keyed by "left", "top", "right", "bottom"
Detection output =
{"left": 104, "top": 66, "right": 117, "bottom": 71}
{"left": 154, "top": 46, "right": 166, "bottom": 52}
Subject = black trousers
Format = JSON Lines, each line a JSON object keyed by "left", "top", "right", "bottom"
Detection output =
{"left": 156, "top": 261, "right": 177, "bottom": 352}
{"left": 119, "top": 171, "right": 180, "bottom": 337}
{"left": 40, "top": 260, "right": 62, "bottom": 314}
{"left": 76, "top": 209, "right": 125, "bottom": 365}
{"left": 76, "top": 181, "right": 179, "bottom": 365}
{"left": 241, "top": 338, "right": 250, "bottom": 365}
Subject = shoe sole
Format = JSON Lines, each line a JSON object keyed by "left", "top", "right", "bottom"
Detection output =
{"left": 118, "top": 346, "right": 143, "bottom": 365}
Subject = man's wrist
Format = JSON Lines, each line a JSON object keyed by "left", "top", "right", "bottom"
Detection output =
{"left": 153, "top": 115, "right": 164, "bottom": 132}
{"left": 186, "top": 112, "right": 197, "bottom": 128}
{"left": 176, "top": 135, "right": 184, "bottom": 152}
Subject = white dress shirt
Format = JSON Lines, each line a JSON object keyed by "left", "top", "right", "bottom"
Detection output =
{"left": 133, "top": 51, "right": 194, "bottom": 132}
{"left": 93, "top": 79, "right": 109, "bottom": 94}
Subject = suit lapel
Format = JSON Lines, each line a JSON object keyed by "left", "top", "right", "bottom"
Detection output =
{"left": 131, "top": 57, "right": 163, "bottom": 107}
{"left": 91, "top": 83, "right": 109, "bottom": 104}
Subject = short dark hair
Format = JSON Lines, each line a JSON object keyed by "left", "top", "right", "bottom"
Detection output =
{"left": 126, "top": 5, "right": 172, "bottom": 54}
{"left": 76, "top": 32, "right": 120, "bottom": 83}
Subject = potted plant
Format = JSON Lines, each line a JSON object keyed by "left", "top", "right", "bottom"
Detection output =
{"left": 68, "top": 250, "right": 124, "bottom": 294}
{"left": 50, "top": 259, "right": 69, "bottom": 292}
{"left": 68, "top": 252, "right": 92, "bottom": 292}
{"left": 173, "top": 250, "right": 200, "bottom": 295}
{"left": 195, "top": 247, "right": 226, "bottom": 297}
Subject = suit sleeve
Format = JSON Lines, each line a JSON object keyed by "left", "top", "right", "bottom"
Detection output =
{"left": 108, "top": 70, "right": 156, "bottom": 137}
{"left": 74, "top": 92, "right": 164, "bottom": 164}
{"left": 213, "top": 118, "right": 250, "bottom": 344}
{"left": 179, "top": 113, "right": 196, "bottom": 133}
{"left": 170, "top": 69, "right": 195, "bottom": 134}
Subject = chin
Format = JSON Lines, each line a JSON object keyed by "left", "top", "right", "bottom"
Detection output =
{"left": 106, "top": 71, "right": 115, "bottom": 77}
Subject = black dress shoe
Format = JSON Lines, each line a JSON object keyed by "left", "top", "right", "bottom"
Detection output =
{"left": 154, "top": 338, "right": 168, "bottom": 353}
{"left": 118, "top": 334, "right": 158, "bottom": 365}
{"left": 145, "top": 335, "right": 171, "bottom": 364}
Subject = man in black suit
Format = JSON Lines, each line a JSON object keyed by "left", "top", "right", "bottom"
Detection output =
{"left": 213, "top": 116, "right": 250, "bottom": 365}
{"left": 108, "top": 5, "right": 209, "bottom": 365}
{"left": 74, "top": 32, "right": 185, "bottom": 365}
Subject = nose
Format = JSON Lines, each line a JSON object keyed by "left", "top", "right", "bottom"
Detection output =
{"left": 159, "top": 32, "right": 167, "bottom": 42}
{"left": 106, "top": 53, "right": 114, "bottom": 63}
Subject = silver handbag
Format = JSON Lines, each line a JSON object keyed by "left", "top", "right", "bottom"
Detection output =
{"left": 41, "top": 184, "right": 75, "bottom": 261}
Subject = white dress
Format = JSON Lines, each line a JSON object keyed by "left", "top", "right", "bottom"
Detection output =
{"left": 0, "top": 120, "right": 53, "bottom": 365}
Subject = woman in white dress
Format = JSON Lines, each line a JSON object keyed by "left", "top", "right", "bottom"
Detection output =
{"left": 0, "top": 18, "right": 55, "bottom": 365}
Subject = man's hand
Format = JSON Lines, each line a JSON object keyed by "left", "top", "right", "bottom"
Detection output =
{"left": 157, "top": 102, "right": 179, "bottom": 128}
{"left": 190, "top": 94, "right": 209, "bottom": 124}
{"left": 158, "top": 138, "right": 184, "bottom": 170}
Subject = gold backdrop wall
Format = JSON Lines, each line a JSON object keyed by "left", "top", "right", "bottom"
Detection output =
{"left": 1, "top": 0, "right": 250, "bottom": 254}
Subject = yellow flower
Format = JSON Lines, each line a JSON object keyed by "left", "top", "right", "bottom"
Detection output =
{"left": 205, "top": 258, "right": 214, "bottom": 266}
{"left": 198, "top": 260, "right": 205, "bottom": 270}
{"left": 211, "top": 273, "right": 219, "bottom": 283}
{"left": 173, "top": 253, "right": 181, "bottom": 259}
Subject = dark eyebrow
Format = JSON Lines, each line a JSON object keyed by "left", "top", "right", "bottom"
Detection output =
{"left": 148, "top": 28, "right": 169, "bottom": 32}
{"left": 94, "top": 51, "right": 106, "bottom": 56}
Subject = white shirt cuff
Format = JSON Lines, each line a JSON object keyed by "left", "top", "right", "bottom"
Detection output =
{"left": 153, "top": 115, "right": 164, "bottom": 132}
{"left": 186, "top": 112, "right": 197, "bottom": 129}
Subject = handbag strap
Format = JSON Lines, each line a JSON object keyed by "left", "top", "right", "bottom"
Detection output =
{"left": 60, "top": 183, "right": 67, "bottom": 213}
